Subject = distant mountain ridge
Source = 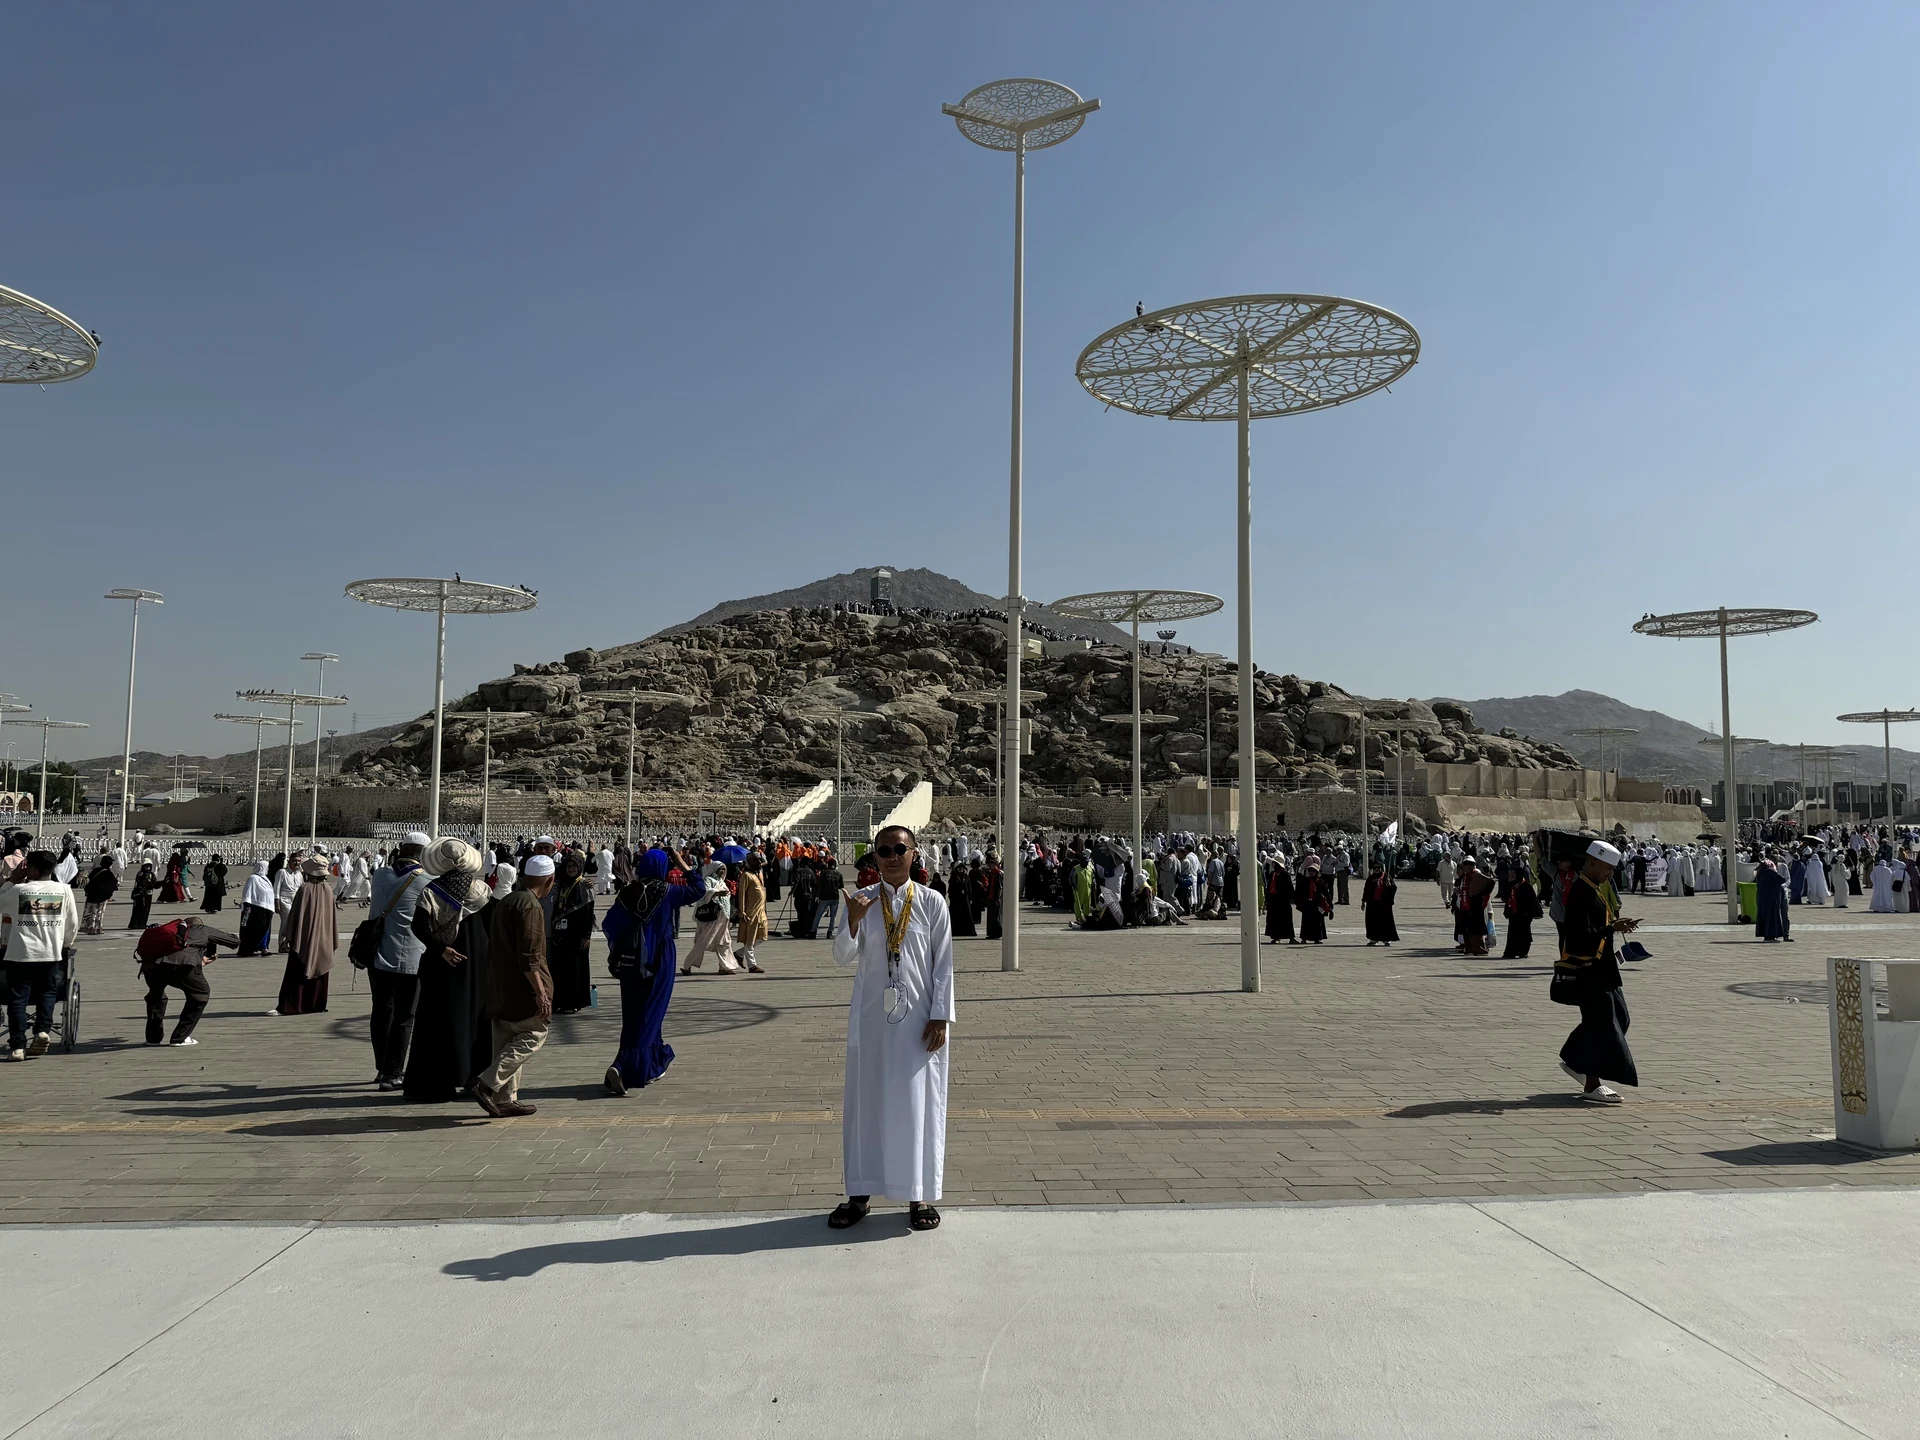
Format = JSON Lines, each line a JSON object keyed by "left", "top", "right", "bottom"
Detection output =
{"left": 657, "top": 566, "right": 1130, "bottom": 645}
{"left": 1444, "top": 689, "right": 1920, "bottom": 788}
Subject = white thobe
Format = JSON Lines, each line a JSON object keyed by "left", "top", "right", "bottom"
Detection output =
{"left": 597, "top": 848, "right": 615, "bottom": 895}
{"left": 1830, "top": 858, "right": 1849, "bottom": 908}
{"left": 1804, "top": 857, "right": 1831, "bottom": 903}
{"left": 832, "top": 879, "right": 955, "bottom": 1202}
{"left": 274, "top": 867, "right": 302, "bottom": 915}
{"left": 1870, "top": 862, "right": 1898, "bottom": 913}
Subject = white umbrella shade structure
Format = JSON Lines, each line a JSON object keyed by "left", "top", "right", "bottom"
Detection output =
{"left": 237, "top": 691, "right": 346, "bottom": 858}
{"left": 1054, "top": 590, "right": 1223, "bottom": 889}
{"left": 345, "top": 578, "right": 537, "bottom": 836}
{"left": 0, "top": 283, "right": 97, "bottom": 383}
{"left": 943, "top": 75, "right": 1099, "bottom": 976}
{"left": 1634, "top": 606, "right": 1817, "bottom": 923}
{"left": 213, "top": 712, "right": 298, "bottom": 855}
{"left": 1076, "top": 297, "right": 1419, "bottom": 992}
{"left": 1, "top": 718, "right": 89, "bottom": 837}
{"left": 1837, "top": 711, "right": 1920, "bottom": 835}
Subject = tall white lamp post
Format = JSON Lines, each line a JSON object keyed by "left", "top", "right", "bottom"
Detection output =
{"left": 345, "top": 579, "right": 538, "bottom": 837}
{"left": 105, "top": 589, "right": 162, "bottom": 847}
{"left": 1077, "top": 296, "right": 1420, "bottom": 992}
{"left": 239, "top": 690, "right": 345, "bottom": 857}
{"left": 1569, "top": 726, "right": 1639, "bottom": 838}
{"left": 1051, "top": 589, "right": 1223, "bottom": 869}
{"left": 943, "top": 77, "right": 1099, "bottom": 973}
{"left": 214, "top": 711, "right": 298, "bottom": 858}
{"left": 1634, "top": 607, "right": 1817, "bottom": 923}
{"left": 300, "top": 653, "right": 339, "bottom": 851}
{"left": 442, "top": 709, "right": 533, "bottom": 857}
{"left": 584, "top": 691, "right": 689, "bottom": 847}
{"left": 1838, "top": 710, "right": 1920, "bottom": 838}
{"left": 2, "top": 717, "right": 89, "bottom": 839}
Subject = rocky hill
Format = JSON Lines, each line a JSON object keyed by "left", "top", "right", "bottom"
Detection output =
{"left": 347, "top": 606, "right": 1583, "bottom": 796}
{"left": 1455, "top": 690, "right": 1920, "bottom": 788}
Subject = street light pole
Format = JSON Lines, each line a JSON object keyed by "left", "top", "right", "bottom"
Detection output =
{"left": 944, "top": 76, "right": 1098, "bottom": 974}
{"left": 302, "top": 653, "right": 339, "bottom": 850}
{"left": 105, "top": 589, "right": 162, "bottom": 848}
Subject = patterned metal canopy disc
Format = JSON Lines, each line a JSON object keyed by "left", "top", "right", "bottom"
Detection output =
{"left": 1076, "top": 296, "right": 1419, "bottom": 421}
{"left": 345, "top": 577, "right": 538, "bottom": 615}
{"left": 1695, "top": 735, "right": 1768, "bottom": 746}
{"left": 0, "top": 283, "right": 97, "bottom": 383}
{"left": 1633, "top": 607, "right": 1817, "bottom": 639}
{"left": 949, "top": 78, "right": 1088, "bottom": 151}
{"left": 1838, "top": 710, "right": 1920, "bottom": 725}
{"left": 1102, "top": 712, "right": 1180, "bottom": 725}
{"left": 1050, "top": 589, "right": 1225, "bottom": 624}
{"left": 239, "top": 690, "right": 347, "bottom": 708}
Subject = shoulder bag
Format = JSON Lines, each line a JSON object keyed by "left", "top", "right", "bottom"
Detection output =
{"left": 349, "top": 872, "right": 421, "bottom": 970}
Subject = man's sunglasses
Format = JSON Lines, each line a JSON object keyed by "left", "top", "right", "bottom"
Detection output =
{"left": 871, "top": 843, "right": 912, "bottom": 858}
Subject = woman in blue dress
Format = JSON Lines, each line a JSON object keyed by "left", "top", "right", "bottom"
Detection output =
{"left": 600, "top": 847, "right": 707, "bottom": 1096}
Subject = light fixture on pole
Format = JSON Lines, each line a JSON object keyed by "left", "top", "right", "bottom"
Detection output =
{"left": 345, "top": 578, "right": 538, "bottom": 837}
{"left": 2, "top": 717, "right": 89, "bottom": 838}
{"left": 943, "top": 76, "right": 1099, "bottom": 974}
{"left": 1052, "top": 589, "right": 1223, "bottom": 870}
{"left": 299, "top": 653, "right": 340, "bottom": 852}
{"left": 238, "top": 690, "right": 346, "bottom": 857}
{"left": 1568, "top": 727, "right": 1640, "bottom": 838}
{"left": 104, "top": 589, "right": 162, "bottom": 847}
{"left": 1635, "top": 606, "right": 1817, "bottom": 922}
{"left": 1837, "top": 710, "right": 1920, "bottom": 836}
{"left": 1077, "top": 296, "right": 1420, "bottom": 992}
{"left": 0, "top": 283, "right": 98, "bottom": 384}
{"left": 213, "top": 712, "right": 298, "bottom": 857}
{"left": 584, "top": 691, "right": 690, "bottom": 847}
{"left": 441, "top": 710, "right": 533, "bottom": 857}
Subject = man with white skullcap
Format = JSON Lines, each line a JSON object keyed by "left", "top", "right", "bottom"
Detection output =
{"left": 473, "top": 852, "right": 555, "bottom": 1118}
{"left": 1551, "top": 840, "right": 1641, "bottom": 1104}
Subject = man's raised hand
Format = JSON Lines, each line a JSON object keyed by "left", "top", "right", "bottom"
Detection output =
{"left": 844, "top": 889, "right": 876, "bottom": 936}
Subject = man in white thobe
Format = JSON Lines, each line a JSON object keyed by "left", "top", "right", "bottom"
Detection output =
{"left": 597, "top": 845, "right": 615, "bottom": 896}
{"left": 828, "top": 823, "right": 954, "bottom": 1232}
{"left": 1870, "top": 859, "right": 1898, "bottom": 912}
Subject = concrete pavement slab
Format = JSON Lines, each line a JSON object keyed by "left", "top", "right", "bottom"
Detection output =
{"left": 4, "top": 1189, "right": 1904, "bottom": 1439}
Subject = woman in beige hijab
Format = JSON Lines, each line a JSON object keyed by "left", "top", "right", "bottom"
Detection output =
{"left": 269, "top": 856, "right": 338, "bottom": 1017}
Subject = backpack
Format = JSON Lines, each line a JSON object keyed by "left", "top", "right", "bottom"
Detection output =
{"left": 136, "top": 918, "right": 194, "bottom": 962}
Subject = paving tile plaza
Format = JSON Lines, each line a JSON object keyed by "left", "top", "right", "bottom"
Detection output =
{"left": 4, "top": 875, "right": 1918, "bottom": 1223}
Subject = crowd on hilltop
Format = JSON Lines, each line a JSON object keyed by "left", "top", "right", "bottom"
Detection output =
{"left": 803, "top": 599, "right": 1096, "bottom": 646}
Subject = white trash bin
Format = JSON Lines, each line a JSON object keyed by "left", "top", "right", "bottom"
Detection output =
{"left": 1829, "top": 957, "right": 1920, "bottom": 1150}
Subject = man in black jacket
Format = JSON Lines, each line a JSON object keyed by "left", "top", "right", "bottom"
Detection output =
{"left": 1553, "top": 841, "right": 1641, "bottom": 1104}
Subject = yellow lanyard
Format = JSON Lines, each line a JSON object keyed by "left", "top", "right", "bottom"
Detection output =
{"left": 879, "top": 882, "right": 915, "bottom": 964}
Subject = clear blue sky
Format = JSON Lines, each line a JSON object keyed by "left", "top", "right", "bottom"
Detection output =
{"left": 8, "top": 2, "right": 1914, "bottom": 775}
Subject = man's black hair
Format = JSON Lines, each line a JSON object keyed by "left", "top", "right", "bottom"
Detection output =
{"left": 24, "top": 850, "right": 57, "bottom": 878}
{"left": 874, "top": 824, "right": 916, "bottom": 846}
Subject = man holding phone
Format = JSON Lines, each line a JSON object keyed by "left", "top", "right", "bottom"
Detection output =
{"left": 1556, "top": 840, "right": 1641, "bottom": 1104}
{"left": 828, "top": 824, "right": 955, "bottom": 1232}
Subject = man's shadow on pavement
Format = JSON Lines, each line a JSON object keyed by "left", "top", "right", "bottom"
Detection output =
{"left": 444, "top": 1214, "right": 897, "bottom": 1281}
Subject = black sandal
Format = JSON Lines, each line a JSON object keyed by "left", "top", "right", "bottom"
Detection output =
{"left": 908, "top": 1203, "right": 941, "bottom": 1232}
{"left": 828, "top": 1198, "right": 870, "bottom": 1229}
